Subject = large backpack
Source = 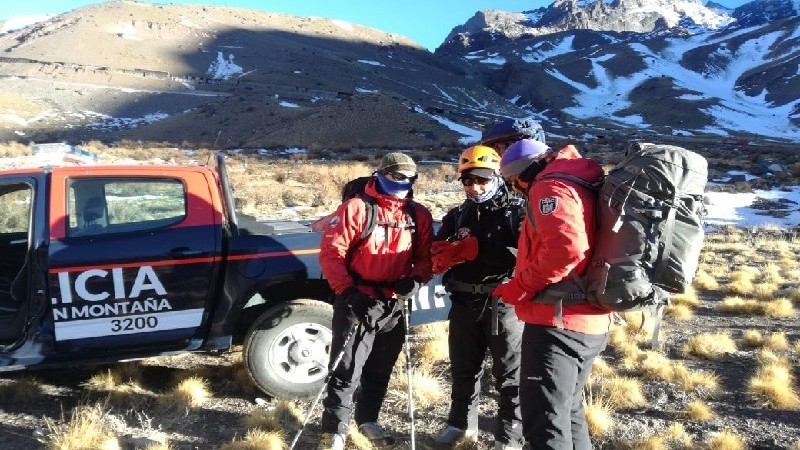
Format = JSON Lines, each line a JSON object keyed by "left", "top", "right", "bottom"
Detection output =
{"left": 585, "top": 143, "right": 707, "bottom": 312}
{"left": 528, "top": 143, "right": 708, "bottom": 317}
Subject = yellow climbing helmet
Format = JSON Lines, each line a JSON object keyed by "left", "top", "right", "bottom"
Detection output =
{"left": 458, "top": 145, "right": 501, "bottom": 174}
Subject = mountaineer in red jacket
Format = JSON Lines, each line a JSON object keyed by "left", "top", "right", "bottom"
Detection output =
{"left": 492, "top": 139, "right": 611, "bottom": 450}
{"left": 318, "top": 152, "right": 433, "bottom": 450}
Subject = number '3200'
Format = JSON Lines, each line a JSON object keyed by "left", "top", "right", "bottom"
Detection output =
{"left": 111, "top": 316, "right": 159, "bottom": 332}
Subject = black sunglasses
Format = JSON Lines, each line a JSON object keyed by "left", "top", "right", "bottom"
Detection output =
{"left": 385, "top": 171, "right": 418, "bottom": 182}
{"left": 460, "top": 176, "right": 491, "bottom": 187}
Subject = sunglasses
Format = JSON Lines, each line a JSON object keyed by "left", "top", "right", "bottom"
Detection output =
{"left": 460, "top": 176, "right": 491, "bottom": 187}
{"left": 385, "top": 171, "right": 418, "bottom": 182}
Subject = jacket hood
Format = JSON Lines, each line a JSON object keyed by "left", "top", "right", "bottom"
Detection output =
{"left": 537, "top": 145, "right": 603, "bottom": 184}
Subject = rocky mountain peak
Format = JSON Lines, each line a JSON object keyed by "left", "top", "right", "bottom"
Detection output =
{"left": 733, "top": 0, "right": 800, "bottom": 26}
{"left": 436, "top": 0, "right": 735, "bottom": 55}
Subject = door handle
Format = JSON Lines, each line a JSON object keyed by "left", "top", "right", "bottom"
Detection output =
{"left": 169, "top": 247, "right": 204, "bottom": 258}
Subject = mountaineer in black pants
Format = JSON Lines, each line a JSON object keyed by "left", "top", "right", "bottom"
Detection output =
{"left": 430, "top": 145, "right": 524, "bottom": 450}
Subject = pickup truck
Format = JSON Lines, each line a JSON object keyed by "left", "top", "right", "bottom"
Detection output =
{"left": 0, "top": 156, "right": 449, "bottom": 399}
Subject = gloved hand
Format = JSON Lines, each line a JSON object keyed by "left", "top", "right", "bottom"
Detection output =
{"left": 432, "top": 252, "right": 464, "bottom": 274}
{"left": 343, "top": 287, "right": 379, "bottom": 327}
{"left": 394, "top": 276, "right": 423, "bottom": 298}
{"left": 431, "top": 237, "right": 479, "bottom": 262}
{"left": 492, "top": 280, "right": 532, "bottom": 306}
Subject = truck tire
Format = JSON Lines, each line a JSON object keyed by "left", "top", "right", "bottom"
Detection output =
{"left": 243, "top": 298, "right": 334, "bottom": 399}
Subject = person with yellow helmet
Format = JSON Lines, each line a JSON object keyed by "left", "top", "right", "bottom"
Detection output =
{"left": 428, "top": 145, "right": 525, "bottom": 450}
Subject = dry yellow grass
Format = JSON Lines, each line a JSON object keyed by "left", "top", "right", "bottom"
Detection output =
{"left": 664, "top": 303, "right": 694, "bottom": 321}
{"left": 685, "top": 399, "right": 716, "bottom": 421}
{"left": 762, "top": 298, "right": 795, "bottom": 318}
{"left": 584, "top": 397, "right": 613, "bottom": 437}
{"left": 741, "top": 330, "right": 765, "bottom": 348}
{"left": 663, "top": 423, "right": 693, "bottom": 449}
{"left": 0, "top": 376, "right": 44, "bottom": 404}
{"left": 599, "top": 376, "right": 647, "bottom": 409}
{"left": 347, "top": 429, "right": 375, "bottom": 450}
{"left": 636, "top": 351, "right": 674, "bottom": 381}
{"left": 763, "top": 332, "right": 789, "bottom": 351}
{"left": 751, "top": 281, "right": 779, "bottom": 300}
{"left": 591, "top": 357, "right": 616, "bottom": 378}
{"left": 621, "top": 435, "right": 668, "bottom": 450}
{"left": 673, "top": 365, "right": 720, "bottom": 397}
{"left": 692, "top": 270, "right": 719, "bottom": 290}
{"left": 245, "top": 400, "right": 303, "bottom": 431}
{"left": 717, "top": 296, "right": 761, "bottom": 314}
{"left": 416, "top": 322, "right": 449, "bottom": 365}
{"left": 45, "top": 404, "right": 121, "bottom": 450}
{"left": 389, "top": 365, "right": 445, "bottom": 408}
{"left": 703, "top": 430, "right": 747, "bottom": 450}
{"left": 158, "top": 376, "right": 211, "bottom": 411}
{"left": 725, "top": 269, "right": 756, "bottom": 295}
{"left": 671, "top": 286, "right": 700, "bottom": 308}
{"left": 217, "top": 429, "right": 285, "bottom": 450}
{"left": 83, "top": 365, "right": 149, "bottom": 402}
{"left": 143, "top": 442, "right": 172, "bottom": 450}
{"left": 748, "top": 362, "right": 800, "bottom": 409}
{"left": 682, "top": 333, "right": 737, "bottom": 360}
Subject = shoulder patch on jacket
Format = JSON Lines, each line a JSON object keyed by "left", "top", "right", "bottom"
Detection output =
{"left": 539, "top": 197, "right": 558, "bottom": 215}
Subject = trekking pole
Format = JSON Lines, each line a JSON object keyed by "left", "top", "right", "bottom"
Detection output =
{"left": 401, "top": 296, "right": 416, "bottom": 450}
{"left": 289, "top": 320, "right": 360, "bottom": 450}
{"left": 491, "top": 295, "right": 499, "bottom": 336}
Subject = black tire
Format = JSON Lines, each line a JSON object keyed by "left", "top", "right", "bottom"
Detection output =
{"left": 243, "top": 298, "right": 334, "bottom": 399}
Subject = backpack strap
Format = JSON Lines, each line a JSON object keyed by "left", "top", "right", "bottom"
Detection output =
{"left": 345, "top": 194, "right": 379, "bottom": 269}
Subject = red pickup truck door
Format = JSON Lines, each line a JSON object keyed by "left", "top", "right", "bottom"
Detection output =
{"left": 46, "top": 167, "right": 223, "bottom": 352}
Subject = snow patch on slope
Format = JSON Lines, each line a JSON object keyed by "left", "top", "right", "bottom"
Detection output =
{"left": 207, "top": 52, "right": 243, "bottom": 80}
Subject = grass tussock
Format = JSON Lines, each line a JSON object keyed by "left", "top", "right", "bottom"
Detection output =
{"left": 217, "top": 429, "right": 285, "bottom": 450}
{"left": 664, "top": 303, "right": 694, "bottom": 321}
{"left": 685, "top": 399, "right": 716, "bottom": 421}
{"left": 725, "top": 269, "right": 756, "bottom": 295}
{"left": 0, "top": 376, "right": 44, "bottom": 404}
{"left": 245, "top": 400, "right": 303, "bottom": 431}
{"left": 682, "top": 333, "right": 737, "bottom": 360}
{"left": 673, "top": 365, "right": 721, "bottom": 397}
{"left": 584, "top": 388, "right": 613, "bottom": 437}
{"left": 670, "top": 286, "right": 699, "bottom": 308}
{"left": 416, "top": 322, "right": 449, "bottom": 365}
{"left": 703, "top": 430, "right": 747, "bottom": 450}
{"left": 389, "top": 365, "right": 445, "bottom": 408}
{"left": 762, "top": 298, "right": 795, "bottom": 318}
{"left": 591, "top": 357, "right": 616, "bottom": 378}
{"left": 158, "top": 376, "right": 211, "bottom": 411}
{"left": 747, "top": 362, "right": 800, "bottom": 409}
{"left": 45, "top": 404, "right": 121, "bottom": 450}
{"left": 692, "top": 270, "right": 719, "bottom": 290}
{"left": 663, "top": 423, "right": 693, "bottom": 449}
{"left": 83, "top": 364, "right": 149, "bottom": 401}
{"left": 347, "top": 429, "right": 375, "bottom": 450}
{"left": 717, "top": 296, "right": 761, "bottom": 315}
{"left": 621, "top": 435, "right": 668, "bottom": 450}
{"left": 741, "top": 331, "right": 789, "bottom": 351}
{"left": 751, "top": 281, "right": 779, "bottom": 300}
{"left": 598, "top": 376, "right": 647, "bottom": 409}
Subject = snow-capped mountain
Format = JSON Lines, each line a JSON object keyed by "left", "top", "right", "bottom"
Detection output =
{"left": 733, "top": 0, "right": 800, "bottom": 26}
{"left": 437, "top": 0, "right": 800, "bottom": 141}
{"left": 437, "top": 0, "right": 736, "bottom": 56}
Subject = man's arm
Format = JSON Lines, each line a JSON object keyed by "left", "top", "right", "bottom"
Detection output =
{"left": 319, "top": 199, "right": 365, "bottom": 294}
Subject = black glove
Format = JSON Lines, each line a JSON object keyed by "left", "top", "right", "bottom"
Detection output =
{"left": 394, "top": 277, "right": 423, "bottom": 298}
{"left": 343, "top": 288, "right": 379, "bottom": 327}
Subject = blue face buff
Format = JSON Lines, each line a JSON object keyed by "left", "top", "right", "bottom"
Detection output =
{"left": 376, "top": 172, "right": 413, "bottom": 198}
{"left": 467, "top": 176, "right": 502, "bottom": 204}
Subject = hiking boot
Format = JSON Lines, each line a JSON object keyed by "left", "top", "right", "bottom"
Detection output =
{"left": 429, "top": 425, "right": 478, "bottom": 449}
{"left": 318, "top": 432, "right": 345, "bottom": 450}
{"left": 358, "top": 422, "right": 396, "bottom": 448}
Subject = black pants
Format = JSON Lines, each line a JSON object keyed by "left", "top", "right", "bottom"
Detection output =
{"left": 447, "top": 295, "right": 524, "bottom": 446}
{"left": 321, "top": 294, "right": 405, "bottom": 435}
{"left": 520, "top": 324, "right": 608, "bottom": 450}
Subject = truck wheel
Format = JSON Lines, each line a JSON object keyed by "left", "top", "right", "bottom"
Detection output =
{"left": 243, "top": 298, "right": 333, "bottom": 399}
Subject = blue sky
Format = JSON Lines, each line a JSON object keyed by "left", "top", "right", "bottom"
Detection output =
{"left": 1, "top": 0, "right": 753, "bottom": 51}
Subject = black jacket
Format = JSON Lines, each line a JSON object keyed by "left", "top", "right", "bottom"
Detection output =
{"left": 434, "top": 184, "right": 524, "bottom": 287}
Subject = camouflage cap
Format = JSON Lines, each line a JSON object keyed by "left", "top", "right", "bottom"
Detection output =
{"left": 379, "top": 152, "right": 417, "bottom": 176}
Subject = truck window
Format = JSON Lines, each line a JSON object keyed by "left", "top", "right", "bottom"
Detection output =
{"left": 0, "top": 184, "right": 32, "bottom": 236}
{"left": 68, "top": 178, "right": 186, "bottom": 237}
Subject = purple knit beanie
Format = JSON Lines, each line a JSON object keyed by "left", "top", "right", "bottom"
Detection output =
{"left": 500, "top": 139, "right": 552, "bottom": 178}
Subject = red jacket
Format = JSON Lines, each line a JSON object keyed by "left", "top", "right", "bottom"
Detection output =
{"left": 319, "top": 178, "right": 433, "bottom": 298}
{"left": 509, "top": 145, "right": 612, "bottom": 335}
